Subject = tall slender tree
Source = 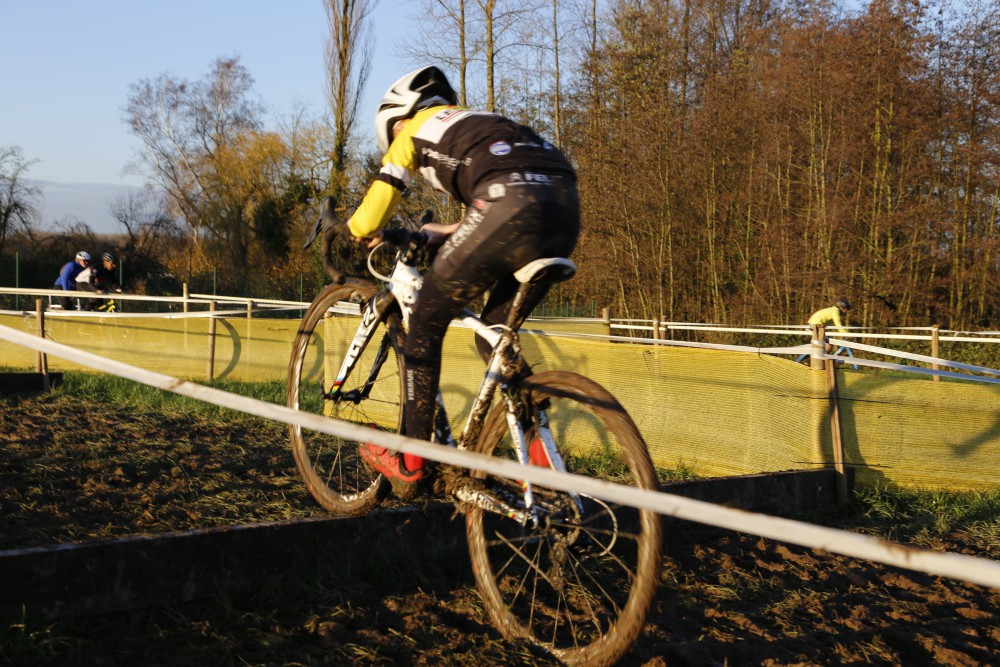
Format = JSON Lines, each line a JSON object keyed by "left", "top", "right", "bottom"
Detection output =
{"left": 324, "top": 0, "right": 375, "bottom": 194}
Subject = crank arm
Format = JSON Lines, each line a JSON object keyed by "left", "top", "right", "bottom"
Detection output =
{"left": 452, "top": 486, "right": 537, "bottom": 527}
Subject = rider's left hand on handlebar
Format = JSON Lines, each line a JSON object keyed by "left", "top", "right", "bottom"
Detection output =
{"left": 357, "top": 231, "right": 383, "bottom": 249}
{"left": 419, "top": 221, "right": 460, "bottom": 247}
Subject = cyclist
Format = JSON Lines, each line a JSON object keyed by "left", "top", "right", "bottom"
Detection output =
{"left": 53, "top": 251, "right": 91, "bottom": 310}
{"left": 808, "top": 298, "right": 851, "bottom": 334}
{"left": 76, "top": 251, "right": 124, "bottom": 310}
{"left": 346, "top": 65, "right": 580, "bottom": 499}
{"left": 803, "top": 298, "right": 854, "bottom": 362}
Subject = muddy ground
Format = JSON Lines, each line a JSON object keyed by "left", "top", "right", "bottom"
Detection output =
{"left": 1, "top": 393, "right": 997, "bottom": 666}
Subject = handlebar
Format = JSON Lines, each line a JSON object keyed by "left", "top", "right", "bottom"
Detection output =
{"left": 381, "top": 228, "right": 429, "bottom": 265}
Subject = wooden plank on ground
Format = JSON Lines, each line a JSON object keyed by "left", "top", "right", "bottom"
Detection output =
{"left": 0, "top": 469, "right": 845, "bottom": 619}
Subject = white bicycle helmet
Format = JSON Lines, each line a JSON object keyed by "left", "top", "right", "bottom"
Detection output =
{"left": 76, "top": 251, "right": 91, "bottom": 263}
{"left": 374, "top": 66, "right": 457, "bottom": 153}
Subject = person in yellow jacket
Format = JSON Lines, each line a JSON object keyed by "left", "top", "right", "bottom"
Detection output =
{"left": 345, "top": 66, "right": 580, "bottom": 499}
{"left": 805, "top": 298, "right": 854, "bottom": 362}
{"left": 808, "top": 298, "right": 850, "bottom": 334}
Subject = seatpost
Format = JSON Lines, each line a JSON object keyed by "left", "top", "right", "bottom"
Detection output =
{"left": 505, "top": 281, "right": 550, "bottom": 331}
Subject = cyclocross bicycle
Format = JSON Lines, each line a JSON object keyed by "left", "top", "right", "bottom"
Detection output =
{"left": 286, "top": 201, "right": 662, "bottom": 667}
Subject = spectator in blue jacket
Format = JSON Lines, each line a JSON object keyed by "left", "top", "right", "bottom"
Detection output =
{"left": 53, "top": 251, "right": 91, "bottom": 310}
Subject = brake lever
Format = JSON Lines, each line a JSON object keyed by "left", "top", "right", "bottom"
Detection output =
{"left": 304, "top": 214, "right": 324, "bottom": 250}
{"left": 305, "top": 196, "right": 347, "bottom": 284}
{"left": 304, "top": 196, "right": 340, "bottom": 249}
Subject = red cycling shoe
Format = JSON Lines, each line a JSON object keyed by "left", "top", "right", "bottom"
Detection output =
{"left": 528, "top": 436, "right": 551, "bottom": 467}
{"left": 359, "top": 441, "right": 425, "bottom": 500}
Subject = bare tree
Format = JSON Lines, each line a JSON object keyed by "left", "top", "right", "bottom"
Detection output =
{"left": 108, "top": 188, "right": 184, "bottom": 294}
{"left": 0, "top": 145, "right": 41, "bottom": 258}
{"left": 551, "top": 0, "right": 562, "bottom": 146}
{"left": 406, "top": 0, "right": 542, "bottom": 113}
{"left": 399, "top": 0, "right": 473, "bottom": 106}
{"left": 124, "top": 56, "right": 265, "bottom": 288}
{"left": 124, "top": 56, "right": 263, "bottom": 238}
{"left": 108, "top": 188, "right": 180, "bottom": 252}
{"left": 324, "top": 0, "right": 375, "bottom": 189}
{"left": 473, "top": 0, "right": 543, "bottom": 112}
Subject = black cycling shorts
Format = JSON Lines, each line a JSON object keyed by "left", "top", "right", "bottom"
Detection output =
{"left": 430, "top": 171, "right": 580, "bottom": 303}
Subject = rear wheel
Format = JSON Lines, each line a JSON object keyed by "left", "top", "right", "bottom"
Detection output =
{"left": 287, "top": 282, "right": 404, "bottom": 515}
{"left": 465, "top": 371, "right": 662, "bottom": 666}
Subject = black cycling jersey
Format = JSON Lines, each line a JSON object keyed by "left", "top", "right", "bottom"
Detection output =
{"left": 348, "top": 105, "right": 575, "bottom": 237}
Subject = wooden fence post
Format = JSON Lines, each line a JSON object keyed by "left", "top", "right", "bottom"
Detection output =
{"left": 652, "top": 317, "right": 661, "bottom": 340}
{"left": 206, "top": 301, "right": 217, "bottom": 382}
{"left": 183, "top": 283, "right": 189, "bottom": 314}
{"left": 931, "top": 325, "right": 941, "bottom": 382}
{"left": 825, "top": 356, "right": 849, "bottom": 504}
{"left": 35, "top": 298, "right": 49, "bottom": 390}
{"left": 602, "top": 307, "right": 611, "bottom": 337}
{"left": 810, "top": 324, "right": 826, "bottom": 370}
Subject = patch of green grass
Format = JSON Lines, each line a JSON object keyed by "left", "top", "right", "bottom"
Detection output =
{"left": 50, "top": 371, "right": 287, "bottom": 422}
{"left": 567, "top": 444, "right": 697, "bottom": 484}
{"left": 804, "top": 485, "right": 1000, "bottom": 557}
{"left": 658, "top": 461, "right": 699, "bottom": 482}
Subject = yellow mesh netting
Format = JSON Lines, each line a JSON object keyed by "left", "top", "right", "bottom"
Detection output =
{"left": 3, "top": 311, "right": 997, "bottom": 490}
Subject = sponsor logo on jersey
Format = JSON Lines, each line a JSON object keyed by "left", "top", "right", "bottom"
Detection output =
{"left": 525, "top": 172, "right": 552, "bottom": 183}
{"left": 439, "top": 210, "right": 483, "bottom": 261}
{"left": 421, "top": 147, "right": 471, "bottom": 170}
{"left": 489, "top": 141, "right": 512, "bottom": 156}
{"left": 487, "top": 184, "right": 506, "bottom": 199}
{"left": 434, "top": 108, "right": 469, "bottom": 124}
{"left": 506, "top": 172, "right": 552, "bottom": 185}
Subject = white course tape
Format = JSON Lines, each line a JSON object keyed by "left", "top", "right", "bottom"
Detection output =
{"left": 829, "top": 338, "right": 1000, "bottom": 379}
{"left": 2, "top": 322, "right": 999, "bottom": 590}
{"left": 519, "top": 327, "right": 814, "bottom": 356}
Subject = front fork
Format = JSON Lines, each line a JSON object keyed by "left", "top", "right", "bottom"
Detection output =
{"left": 502, "top": 392, "right": 585, "bottom": 520}
{"left": 455, "top": 401, "right": 580, "bottom": 528}
{"left": 455, "top": 329, "right": 584, "bottom": 525}
{"left": 324, "top": 290, "right": 396, "bottom": 403}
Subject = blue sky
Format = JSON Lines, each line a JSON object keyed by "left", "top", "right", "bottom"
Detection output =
{"left": 0, "top": 1, "right": 414, "bottom": 232}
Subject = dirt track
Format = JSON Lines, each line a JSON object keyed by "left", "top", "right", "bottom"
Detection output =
{"left": 1, "top": 393, "right": 997, "bottom": 665}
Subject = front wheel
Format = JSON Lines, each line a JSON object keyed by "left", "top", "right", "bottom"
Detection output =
{"left": 287, "top": 282, "right": 404, "bottom": 515}
{"left": 465, "top": 371, "right": 662, "bottom": 666}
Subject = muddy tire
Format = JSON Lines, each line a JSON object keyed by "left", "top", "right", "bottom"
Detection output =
{"left": 287, "top": 283, "right": 403, "bottom": 515}
{"left": 465, "top": 371, "right": 662, "bottom": 666}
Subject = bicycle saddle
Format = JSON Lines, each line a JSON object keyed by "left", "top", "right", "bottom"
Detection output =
{"left": 513, "top": 258, "right": 577, "bottom": 285}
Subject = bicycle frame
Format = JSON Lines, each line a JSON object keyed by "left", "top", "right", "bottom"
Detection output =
{"left": 326, "top": 269, "right": 576, "bottom": 525}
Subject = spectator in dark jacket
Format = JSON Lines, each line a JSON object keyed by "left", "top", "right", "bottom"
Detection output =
{"left": 76, "top": 252, "right": 123, "bottom": 309}
{"left": 53, "top": 251, "right": 91, "bottom": 310}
